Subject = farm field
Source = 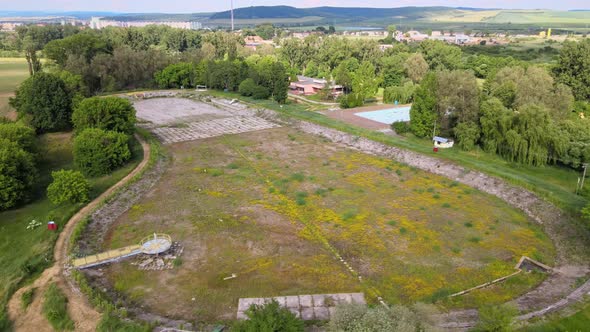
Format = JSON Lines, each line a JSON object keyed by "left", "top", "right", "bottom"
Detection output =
{"left": 0, "top": 58, "right": 28, "bottom": 119}
{"left": 104, "top": 126, "right": 554, "bottom": 322}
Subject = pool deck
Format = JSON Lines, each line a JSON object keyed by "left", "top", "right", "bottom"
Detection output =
{"left": 322, "top": 104, "right": 411, "bottom": 131}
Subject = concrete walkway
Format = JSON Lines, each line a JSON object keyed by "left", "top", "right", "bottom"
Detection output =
{"left": 238, "top": 293, "right": 366, "bottom": 320}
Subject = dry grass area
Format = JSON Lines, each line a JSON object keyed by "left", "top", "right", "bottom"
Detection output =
{"left": 0, "top": 58, "right": 28, "bottom": 119}
{"left": 104, "top": 127, "right": 555, "bottom": 322}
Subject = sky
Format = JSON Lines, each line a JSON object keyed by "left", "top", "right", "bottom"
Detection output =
{"left": 1, "top": 0, "right": 589, "bottom": 13}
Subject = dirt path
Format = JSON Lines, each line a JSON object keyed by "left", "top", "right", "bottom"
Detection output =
{"left": 7, "top": 135, "right": 151, "bottom": 332}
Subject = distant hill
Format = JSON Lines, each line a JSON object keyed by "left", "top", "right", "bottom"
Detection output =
{"left": 210, "top": 6, "right": 456, "bottom": 20}
{"left": 210, "top": 6, "right": 312, "bottom": 19}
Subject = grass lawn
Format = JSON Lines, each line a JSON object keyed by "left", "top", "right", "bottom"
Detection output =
{"left": 210, "top": 91, "right": 588, "bottom": 216}
{"left": 0, "top": 58, "right": 28, "bottom": 119}
{"left": 0, "top": 132, "right": 143, "bottom": 327}
{"left": 105, "top": 127, "right": 553, "bottom": 322}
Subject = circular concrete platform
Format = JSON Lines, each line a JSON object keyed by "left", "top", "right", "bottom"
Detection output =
{"left": 140, "top": 233, "right": 172, "bottom": 255}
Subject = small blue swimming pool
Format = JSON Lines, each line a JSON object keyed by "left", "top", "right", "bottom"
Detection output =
{"left": 354, "top": 106, "right": 411, "bottom": 124}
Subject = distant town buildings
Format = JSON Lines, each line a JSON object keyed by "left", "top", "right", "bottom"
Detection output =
{"left": 0, "top": 22, "right": 22, "bottom": 31}
{"left": 89, "top": 17, "right": 202, "bottom": 30}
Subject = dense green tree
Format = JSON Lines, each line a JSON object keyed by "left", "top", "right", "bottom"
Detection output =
{"left": 553, "top": 39, "right": 590, "bottom": 101}
{"left": 454, "top": 121, "right": 481, "bottom": 151}
{"left": 379, "top": 53, "right": 409, "bottom": 87}
{"left": 155, "top": 62, "right": 197, "bottom": 89}
{"left": 47, "top": 170, "right": 90, "bottom": 205}
{"left": 73, "top": 128, "right": 131, "bottom": 176}
{"left": 239, "top": 78, "right": 258, "bottom": 97}
{"left": 487, "top": 66, "right": 574, "bottom": 119}
{"left": 436, "top": 70, "right": 480, "bottom": 134}
{"left": 15, "top": 25, "right": 72, "bottom": 75}
{"left": 44, "top": 32, "right": 108, "bottom": 67}
{"left": 383, "top": 81, "right": 416, "bottom": 104}
{"left": 271, "top": 62, "right": 289, "bottom": 104}
{"left": 352, "top": 61, "right": 381, "bottom": 103}
{"left": 404, "top": 53, "right": 429, "bottom": 83}
{"left": 231, "top": 300, "right": 304, "bottom": 332}
{"left": 333, "top": 58, "right": 360, "bottom": 93}
{"left": 255, "top": 24, "right": 275, "bottom": 40}
{"left": 0, "top": 139, "right": 37, "bottom": 211}
{"left": 72, "top": 97, "right": 136, "bottom": 135}
{"left": 410, "top": 72, "right": 438, "bottom": 137}
{"left": 0, "top": 123, "right": 36, "bottom": 153}
{"left": 480, "top": 98, "right": 513, "bottom": 154}
{"left": 419, "top": 40, "right": 462, "bottom": 70}
{"left": 9, "top": 72, "right": 72, "bottom": 132}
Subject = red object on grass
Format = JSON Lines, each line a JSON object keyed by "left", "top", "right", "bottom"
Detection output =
{"left": 433, "top": 147, "right": 439, "bottom": 152}
{"left": 47, "top": 221, "right": 57, "bottom": 231}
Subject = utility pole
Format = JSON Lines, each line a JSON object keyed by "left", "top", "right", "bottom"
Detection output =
{"left": 432, "top": 119, "right": 437, "bottom": 139}
{"left": 581, "top": 163, "right": 588, "bottom": 190}
{"left": 231, "top": 0, "right": 235, "bottom": 31}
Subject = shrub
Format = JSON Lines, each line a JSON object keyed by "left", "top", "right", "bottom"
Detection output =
{"left": 42, "top": 283, "right": 75, "bottom": 331}
{"left": 21, "top": 287, "right": 35, "bottom": 310}
{"left": 339, "top": 93, "right": 364, "bottom": 109}
{"left": 47, "top": 170, "right": 91, "bottom": 205}
{"left": 72, "top": 97, "right": 136, "bottom": 135}
{"left": 73, "top": 128, "right": 131, "bottom": 177}
{"left": 9, "top": 72, "right": 72, "bottom": 132}
{"left": 0, "top": 139, "right": 37, "bottom": 211}
{"left": 0, "top": 123, "right": 36, "bottom": 152}
{"left": 252, "top": 85, "right": 271, "bottom": 100}
{"left": 328, "top": 303, "right": 439, "bottom": 332}
{"left": 231, "top": 300, "right": 304, "bottom": 332}
{"left": 97, "top": 310, "right": 151, "bottom": 332}
{"left": 474, "top": 304, "right": 518, "bottom": 332}
{"left": 391, "top": 121, "right": 410, "bottom": 134}
{"left": 239, "top": 78, "right": 257, "bottom": 97}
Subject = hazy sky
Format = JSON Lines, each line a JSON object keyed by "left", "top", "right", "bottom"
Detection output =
{"left": 2, "top": 0, "right": 589, "bottom": 13}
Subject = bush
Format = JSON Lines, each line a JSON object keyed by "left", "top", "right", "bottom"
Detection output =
{"left": 474, "top": 304, "right": 518, "bottom": 332}
{"left": 0, "top": 139, "right": 37, "bottom": 211}
{"left": 73, "top": 128, "right": 131, "bottom": 177}
{"left": 239, "top": 78, "right": 257, "bottom": 97}
{"left": 339, "top": 93, "right": 364, "bottom": 109}
{"left": 231, "top": 300, "right": 304, "bottom": 332}
{"left": 21, "top": 288, "right": 35, "bottom": 310}
{"left": 252, "top": 85, "right": 271, "bottom": 100}
{"left": 72, "top": 97, "right": 137, "bottom": 135}
{"left": 47, "top": 170, "right": 91, "bottom": 205}
{"left": 97, "top": 310, "right": 151, "bottom": 332}
{"left": 328, "top": 303, "right": 439, "bottom": 332}
{"left": 9, "top": 72, "right": 72, "bottom": 132}
{"left": 42, "top": 283, "right": 74, "bottom": 331}
{"left": 0, "top": 122, "right": 36, "bottom": 153}
{"left": 391, "top": 121, "right": 410, "bottom": 134}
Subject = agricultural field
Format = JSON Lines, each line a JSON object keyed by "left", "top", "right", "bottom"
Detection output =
{"left": 104, "top": 126, "right": 554, "bottom": 322}
{"left": 0, "top": 58, "right": 28, "bottom": 119}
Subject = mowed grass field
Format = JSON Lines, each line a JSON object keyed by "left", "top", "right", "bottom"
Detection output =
{"left": 0, "top": 133, "right": 143, "bottom": 326}
{"left": 105, "top": 127, "right": 554, "bottom": 322}
{"left": 0, "top": 58, "right": 28, "bottom": 119}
